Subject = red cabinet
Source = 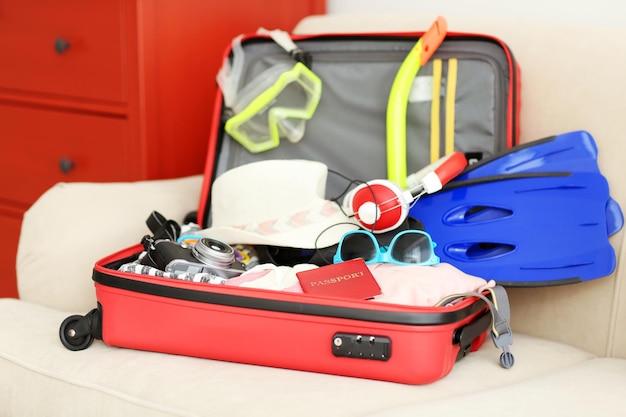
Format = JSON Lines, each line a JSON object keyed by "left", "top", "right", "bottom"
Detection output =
{"left": 0, "top": 0, "right": 326, "bottom": 298}
{"left": 0, "top": 1, "right": 127, "bottom": 102}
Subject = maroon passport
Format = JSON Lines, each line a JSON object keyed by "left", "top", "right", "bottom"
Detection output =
{"left": 296, "top": 258, "right": 382, "bottom": 300}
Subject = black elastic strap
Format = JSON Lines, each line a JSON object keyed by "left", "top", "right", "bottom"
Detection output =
{"left": 146, "top": 211, "right": 181, "bottom": 241}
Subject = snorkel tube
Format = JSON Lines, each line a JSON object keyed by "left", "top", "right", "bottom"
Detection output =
{"left": 386, "top": 16, "right": 448, "bottom": 188}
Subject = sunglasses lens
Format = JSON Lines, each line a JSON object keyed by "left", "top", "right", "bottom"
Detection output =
{"left": 390, "top": 233, "right": 433, "bottom": 264}
{"left": 340, "top": 233, "right": 377, "bottom": 262}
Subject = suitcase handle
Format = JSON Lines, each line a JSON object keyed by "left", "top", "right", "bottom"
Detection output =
{"left": 453, "top": 310, "right": 492, "bottom": 361}
{"left": 438, "top": 286, "right": 515, "bottom": 369}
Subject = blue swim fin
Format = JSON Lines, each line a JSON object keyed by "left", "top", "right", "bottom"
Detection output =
{"left": 458, "top": 130, "right": 600, "bottom": 179}
{"left": 452, "top": 130, "right": 623, "bottom": 236}
{"left": 606, "top": 198, "right": 624, "bottom": 237}
{"left": 410, "top": 171, "right": 621, "bottom": 286}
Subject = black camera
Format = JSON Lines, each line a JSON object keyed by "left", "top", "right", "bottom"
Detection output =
{"left": 141, "top": 237, "right": 246, "bottom": 279}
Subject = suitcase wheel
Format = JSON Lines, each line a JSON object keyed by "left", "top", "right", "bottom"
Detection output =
{"left": 59, "top": 308, "right": 101, "bottom": 351}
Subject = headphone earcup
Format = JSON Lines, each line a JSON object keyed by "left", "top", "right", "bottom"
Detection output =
{"left": 342, "top": 187, "right": 357, "bottom": 214}
{"left": 346, "top": 180, "right": 412, "bottom": 233}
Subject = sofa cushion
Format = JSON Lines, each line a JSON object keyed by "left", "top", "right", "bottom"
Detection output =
{"left": 364, "top": 358, "right": 626, "bottom": 416}
{"left": 0, "top": 298, "right": 596, "bottom": 417}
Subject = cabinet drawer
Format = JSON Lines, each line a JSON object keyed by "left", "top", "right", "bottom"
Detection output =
{"left": 0, "top": 0, "right": 127, "bottom": 103}
{"left": 0, "top": 104, "right": 131, "bottom": 206}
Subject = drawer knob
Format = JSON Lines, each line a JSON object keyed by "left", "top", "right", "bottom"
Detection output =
{"left": 59, "top": 157, "right": 75, "bottom": 174}
{"left": 54, "top": 38, "right": 71, "bottom": 54}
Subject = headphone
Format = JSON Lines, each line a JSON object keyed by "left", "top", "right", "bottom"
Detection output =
{"left": 343, "top": 152, "right": 468, "bottom": 233}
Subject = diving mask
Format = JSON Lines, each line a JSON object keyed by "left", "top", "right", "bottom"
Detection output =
{"left": 218, "top": 30, "right": 322, "bottom": 154}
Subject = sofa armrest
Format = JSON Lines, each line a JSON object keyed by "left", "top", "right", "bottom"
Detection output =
{"left": 16, "top": 175, "right": 203, "bottom": 313}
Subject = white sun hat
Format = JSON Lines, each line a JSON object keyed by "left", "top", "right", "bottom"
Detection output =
{"left": 200, "top": 159, "right": 359, "bottom": 249}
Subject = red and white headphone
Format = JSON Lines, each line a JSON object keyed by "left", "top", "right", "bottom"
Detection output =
{"left": 343, "top": 152, "right": 468, "bottom": 233}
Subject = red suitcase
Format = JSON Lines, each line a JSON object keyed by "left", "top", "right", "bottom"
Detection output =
{"left": 59, "top": 19, "right": 517, "bottom": 384}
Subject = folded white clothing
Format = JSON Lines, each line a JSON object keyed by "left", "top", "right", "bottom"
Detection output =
{"left": 225, "top": 262, "right": 495, "bottom": 306}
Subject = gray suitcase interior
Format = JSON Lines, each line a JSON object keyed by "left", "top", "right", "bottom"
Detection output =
{"left": 211, "top": 34, "right": 514, "bottom": 213}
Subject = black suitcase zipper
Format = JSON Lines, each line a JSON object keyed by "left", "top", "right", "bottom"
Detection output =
{"left": 93, "top": 265, "right": 487, "bottom": 326}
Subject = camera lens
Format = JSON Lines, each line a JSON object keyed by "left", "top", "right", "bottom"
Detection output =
{"left": 192, "top": 237, "right": 236, "bottom": 267}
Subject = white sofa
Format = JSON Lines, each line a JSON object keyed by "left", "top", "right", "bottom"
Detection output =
{"left": 2, "top": 14, "right": 626, "bottom": 416}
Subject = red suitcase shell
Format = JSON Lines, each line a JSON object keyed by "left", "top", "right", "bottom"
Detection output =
{"left": 59, "top": 23, "right": 518, "bottom": 384}
{"left": 60, "top": 244, "right": 496, "bottom": 385}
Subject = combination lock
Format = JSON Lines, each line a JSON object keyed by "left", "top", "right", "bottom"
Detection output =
{"left": 331, "top": 332, "right": 391, "bottom": 361}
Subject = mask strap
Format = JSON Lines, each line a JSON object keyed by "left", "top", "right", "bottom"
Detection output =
{"left": 217, "top": 28, "right": 314, "bottom": 114}
{"left": 216, "top": 35, "right": 245, "bottom": 108}
{"left": 257, "top": 28, "right": 312, "bottom": 67}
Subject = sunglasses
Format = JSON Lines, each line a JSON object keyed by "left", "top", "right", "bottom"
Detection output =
{"left": 333, "top": 229, "right": 440, "bottom": 266}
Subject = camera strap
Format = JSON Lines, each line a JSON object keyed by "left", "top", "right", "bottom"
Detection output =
{"left": 146, "top": 211, "right": 181, "bottom": 241}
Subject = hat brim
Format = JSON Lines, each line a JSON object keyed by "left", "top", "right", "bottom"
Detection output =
{"left": 203, "top": 216, "right": 360, "bottom": 249}
{"left": 202, "top": 198, "right": 360, "bottom": 249}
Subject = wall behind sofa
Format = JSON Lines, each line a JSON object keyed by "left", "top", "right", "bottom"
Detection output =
{"left": 327, "top": 0, "right": 626, "bottom": 28}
